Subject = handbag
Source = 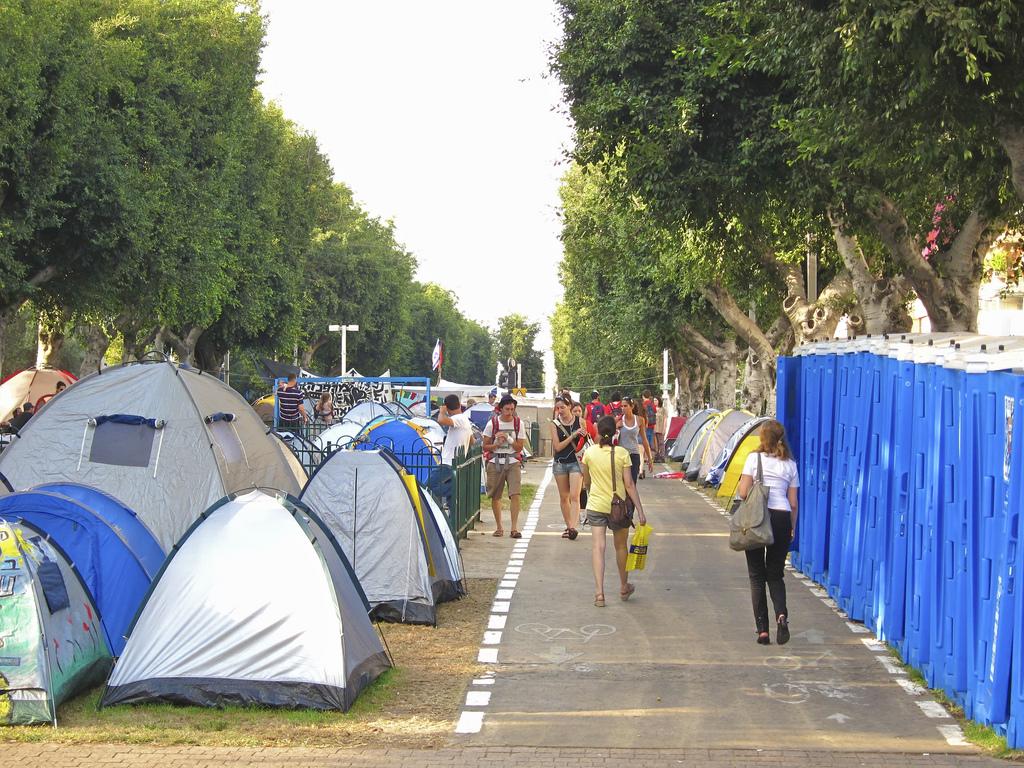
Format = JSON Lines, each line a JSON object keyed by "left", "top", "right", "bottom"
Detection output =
{"left": 728, "top": 453, "right": 774, "bottom": 551}
{"left": 608, "top": 446, "right": 634, "bottom": 528}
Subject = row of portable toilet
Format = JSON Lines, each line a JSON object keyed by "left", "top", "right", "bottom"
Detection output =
{"left": 668, "top": 407, "right": 771, "bottom": 499}
{"left": 777, "top": 333, "right": 1024, "bottom": 746}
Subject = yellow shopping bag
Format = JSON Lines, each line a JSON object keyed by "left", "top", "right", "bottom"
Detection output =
{"left": 626, "top": 524, "right": 653, "bottom": 571}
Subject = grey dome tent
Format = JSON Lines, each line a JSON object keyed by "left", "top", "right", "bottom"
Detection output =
{"left": 300, "top": 449, "right": 465, "bottom": 625}
{"left": 0, "top": 361, "right": 305, "bottom": 550}
{"left": 0, "top": 519, "right": 111, "bottom": 725}
{"left": 692, "top": 409, "right": 754, "bottom": 482}
{"left": 100, "top": 490, "right": 390, "bottom": 712}
{"left": 669, "top": 408, "right": 719, "bottom": 461}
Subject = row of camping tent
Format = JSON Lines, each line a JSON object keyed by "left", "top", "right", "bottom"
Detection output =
{"left": 667, "top": 408, "right": 771, "bottom": 499}
{"left": 0, "top": 361, "right": 465, "bottom": 724}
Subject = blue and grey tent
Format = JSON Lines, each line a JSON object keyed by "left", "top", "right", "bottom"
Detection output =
{"left": 355, "top": 419, "right": 440, "bottom": 485}
{"left": 101, "top": 490, "right": 390, "bottom": 712}
{"left": 0, "top": 487, "right": 163, "bottom": 655}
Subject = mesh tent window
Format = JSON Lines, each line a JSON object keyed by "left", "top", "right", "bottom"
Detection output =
{"left": 83, "top": 415, "right": 165, "bottom": 470}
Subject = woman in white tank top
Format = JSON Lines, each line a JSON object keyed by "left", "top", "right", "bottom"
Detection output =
{"left": 737, "top": 419, "right": 800, "bottom": 647}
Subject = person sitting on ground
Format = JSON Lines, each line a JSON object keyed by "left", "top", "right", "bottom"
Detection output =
{"left": 736, "top": 419, "right": 799, "bottom": 646}
{"left": 482, "top": 395, "right": 526, "bottom": 538}
{"left": 35, "top": 380, "right": 67, "bottom": 412}
{"left": 8, "top": 402, "right": 34, "bottom": 433}
{"left": 313, "top": 392, "right": 334, "bottom": 425}
{"left": 581, "top": 415, "right": 646, "bottom": 607}
{"left": 438, "top": 394, "right": 473, "bottom": 466}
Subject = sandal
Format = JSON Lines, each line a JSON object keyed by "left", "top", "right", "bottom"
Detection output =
{"left": 776, "top": 616, "right": 790, "bottom": 646}
{"left": 594, "top": 593, "right": 605, "bottom": 607}
{"left": 620, "top": 583, "right": 636, "bottom": 601}
{"left": 567, "top": 528, "right": 579, "bottom": 540}
{"left": 561, "top": 528, "right": 571, "bottom": 539}
{"left": 492, "top": 529, "right": 504, "bottom": 537}
{"left": 510, "top": 530, "right": 522, "bottom": 539}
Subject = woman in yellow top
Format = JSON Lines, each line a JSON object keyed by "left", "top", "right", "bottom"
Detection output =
{"left": 581, "top": 415, "right": 647, "bottom": 607}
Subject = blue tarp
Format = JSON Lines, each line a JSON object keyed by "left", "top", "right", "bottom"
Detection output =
{"left": 0, "top": 489, "right": 164, "bottom": 655}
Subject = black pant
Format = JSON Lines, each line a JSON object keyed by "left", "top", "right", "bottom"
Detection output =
{"left": 744, "top": 508, "right": 792, "bottom": 633}
{"left": 629, "top": 452, "right": 641, "bottom": 483}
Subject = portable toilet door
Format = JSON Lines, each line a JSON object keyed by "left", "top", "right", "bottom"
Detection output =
{"left": 903, "top": 361, "right": 942, "bottom": 680}
{"left": 971, "top": 371, "right": 1023, "bottom": 729}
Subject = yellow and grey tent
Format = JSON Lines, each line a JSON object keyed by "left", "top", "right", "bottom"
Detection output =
{"left": 711, "top": 417, "right": 772, "bottom": 498}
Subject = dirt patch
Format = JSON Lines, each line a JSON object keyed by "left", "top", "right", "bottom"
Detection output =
{"left": 2, "top": 578, "right": 498, "bottom": 749}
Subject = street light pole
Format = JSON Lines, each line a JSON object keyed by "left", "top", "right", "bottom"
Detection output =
{"left": 328, "top": 324, "right": 360, "bottom": 375}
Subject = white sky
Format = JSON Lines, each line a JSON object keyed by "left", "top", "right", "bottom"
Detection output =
{"left": 258, "top": 1, "right": 574, "bottom": 352}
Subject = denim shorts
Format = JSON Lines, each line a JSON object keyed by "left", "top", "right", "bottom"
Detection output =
{"left": 552, "top": 459, "right": 582, "bottom": 476}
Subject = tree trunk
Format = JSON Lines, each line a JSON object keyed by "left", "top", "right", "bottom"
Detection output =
{"left": 742, "top": 316, "right": 790, "bottom": 415}
{"left": 301, "top": 334, "right": 331, "bottom": 371}
{"left": 870, "top": 198, "right": 992, "bottom": 332}
{"left": 1001, "top": 124, "right": 1024, "bottom": 203}
{"left": 775, "top": 257, "right": 855, "bottom": 343}
{"left": 710, "top": 339, "right": 739, "bottom": 410}
{"left": 77, "top": 322, "right": 113, "bottom": 378}
{"left": 161, "top": 325, "right": 205, "bottom": 367}
{"left": 701, "top": 280, "right": 776, "bottom": 373}
{"left": 0, "top": 307, "right": 17, "bottom": 379}
{"left": 828, "top": 210, "right": 911, "bottom": 335}
{"left": 36, "top": 314, "right": 65, "bottom": 368}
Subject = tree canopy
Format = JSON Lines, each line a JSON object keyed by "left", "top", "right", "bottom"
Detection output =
{"left": 552, "top": 0, "right": 1024, "bottom": 413}
{"left": 0, "top": 0, "right": 515, "bottom": 390}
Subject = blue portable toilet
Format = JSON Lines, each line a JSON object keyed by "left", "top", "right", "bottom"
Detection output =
{"left": 798, "top": 349, "right": 838, "bottom": 583}
{"left": 968, "top": 369, "right": 1021, "bottom": 729}
{"left": 862, "top": 346, "right": 899, "bottom": 637}
{"left": 902, "top": 357, "right": 943, "bottom": 677}
{"left": 0, "top": 488, "right": 164, "bottom": 655}
{"left": 882, "top": 352, "right": 917, "bottom": 647}
{"left": 1003, "top": 374, "right": 1024, "bottom": 748}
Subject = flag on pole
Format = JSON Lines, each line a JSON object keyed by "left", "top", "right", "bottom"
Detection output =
{"left": 431, "top": 338, "right": 444, "bottom": 372}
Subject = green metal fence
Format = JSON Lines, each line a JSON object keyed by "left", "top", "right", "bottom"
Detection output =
{"left": 449, "top": 443, "right": 483, "bottom": 542}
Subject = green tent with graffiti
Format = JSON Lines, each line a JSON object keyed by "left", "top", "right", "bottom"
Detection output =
{"left": 0, "top": 520, "right": 111, "bottom": 724}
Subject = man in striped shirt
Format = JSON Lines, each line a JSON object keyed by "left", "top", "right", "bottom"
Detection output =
{"left": 277, "top": 374, "right": 308, "bottom": 430}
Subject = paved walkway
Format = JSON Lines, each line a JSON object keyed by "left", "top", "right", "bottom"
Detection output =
{"left": 1, "top": 462, "right": 1008, "bottom": 766}
{"left": 451, "top": 463, "right": 1003, "bottom": 763}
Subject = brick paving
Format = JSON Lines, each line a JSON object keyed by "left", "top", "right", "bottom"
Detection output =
{"left": 0, "top": 743, "right": 1009, "bottom": 767}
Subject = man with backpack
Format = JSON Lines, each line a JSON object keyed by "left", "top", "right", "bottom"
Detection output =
{"left": 584, "top": 390, "right": 606, "bottom": 440}
{"left": 642, "top": 389, "right": 658, "bottom": 457}
{"left": 482, "top": 394, "right": 527, "bottom": 538}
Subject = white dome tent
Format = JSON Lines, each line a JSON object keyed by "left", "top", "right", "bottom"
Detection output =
{"left": 101, "top": 491, "right": 390, "bottom": 711}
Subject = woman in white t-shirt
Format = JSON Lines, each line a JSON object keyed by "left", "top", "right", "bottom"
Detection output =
{"left": 737, "top": 420, "right": 799, "bottom": 646}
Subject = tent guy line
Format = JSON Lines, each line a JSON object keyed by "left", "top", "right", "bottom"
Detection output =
{"left": 456, "top": 468, "right": 553, "bottom": 735}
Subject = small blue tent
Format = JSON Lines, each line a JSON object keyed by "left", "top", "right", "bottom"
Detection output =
{"left": 356, "top": 419, "right": 440, "bottom": 485}
{"left": 0, "top": 487, "right": 163, "bottom": 655}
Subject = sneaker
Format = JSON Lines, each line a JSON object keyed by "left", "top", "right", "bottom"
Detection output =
{"left": 776, "top": 616, "right": 790, "bottom": 645}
